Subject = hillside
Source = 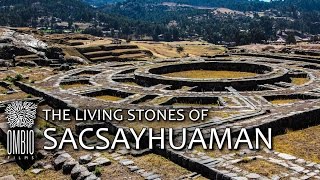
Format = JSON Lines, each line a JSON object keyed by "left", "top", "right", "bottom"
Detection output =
{"left": 1, "top": 0, "right": 320, "bottom": 46}
{"left": 82, "top": 0, "right": 124, "bottom": 6}
{"left": 103, "top": 0, "right": 320, "bottom": 12}
{"left": 0, "top": 0, "right": 128, "bottom": 27}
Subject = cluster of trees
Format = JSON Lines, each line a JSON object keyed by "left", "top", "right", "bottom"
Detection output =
{"left": 83, "top": 0, "right": 123, "bottom": 7}
{"left": 107, "top": 0, "right": 320, "bottom": 12}
{"left": 1, "top": 0, "right": 320, "bottom": 45}
{"left": 99, "top": 0, "right": 320, "bottom": 44}
{"left": 0, "top": 0, "right": 132, "bottom": 30}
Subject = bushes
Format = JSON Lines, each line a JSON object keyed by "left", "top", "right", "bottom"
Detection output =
{"left": 3, "top": 74, "right": 24, "bottom": 82}
{"left": 15, "top": 74, "right": 23, "bottom": 81}
{"left": 94, "top": 166, "right": 102, "bottom": 176}
{"left": 176, "top": 46, "right": 184, "bottom": 54}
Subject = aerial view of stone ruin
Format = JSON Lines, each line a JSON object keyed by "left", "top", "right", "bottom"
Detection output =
{"left": 1, "top": 0, "right": 320, "bottom": 179}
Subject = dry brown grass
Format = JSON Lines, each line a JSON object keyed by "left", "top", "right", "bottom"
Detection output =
{"left": 95, "top": 95, "right": 123, "bottom": 101}
{"left": 0, "top": 86, "right": 8, "bottom": 94}
{"left": 274, "top": 125, "right": 320, "bottom": 163}
{"left": 133, "top": 41, "right": 225, "bottom": 58}
{"left": 237, "top": 159, "right": 287, "bottom": 178}
{"left": 0, "top": 92, "right": 29, "bottom": 102}
{"left": 0, "top": 71, "right": 16, "bottom": 80}
{"left": 193, "top": 140, "right": 255, "bottom": 159}
{"left": 148, "top": 96, "right": 172, "bottom": 105}
{"left": 62, "top": 47, "right": 88, "bottom": 60}
{"left": 75, "top": 39, "right": 113, "bottom": 48}
{"left": 173, "top": 103, "right": 218, "bottom": 107}
{"left": 0, "top": 146, "right": 6, "bottom": 157}
{"left": 291, "top": 77, "right": 309, "bottom": 85}
{"left": 1, "top": 67, "right": 55, "bottom": 83}
{"left": 60, "top": 83, "right": 91, "bottom": 89}
{"left": 132, "top": 154, "right": 191, "bottom": 179}
{"left": 0, "top": 28, "right": 4, "bottom": 36}
{"left": 222, "top": 97, "right": 239, "bottom": 106}
{"left": 164, "top": 70, "right": 256, "bottom": 79}
{"left": 270, "top": 99, "right": 299, "bottom": 105}
{"left": 122, "top": 81, "right": 140, "bottom": 86}
{"left": 0, "top": 164, "right": 69, "bottom": 180}
{"left": 77, "top": 73, "right": 95, "bottom": 77}
{"left": 27, "top": 71, "right": 55, "bottom": 82}
{"left": 208, "top": 111, "right": 239, "bottom": 118}
{"left": 99, "top": 162, "right": 143, "bottom": 180}
{"left": 119, "top": 53, "right": 149, "bottom": 60}
{"left": 193, "top": 145, "right": 236, "bottom": 159}
{"left": 195, "top": 177, "right": 209, "bottom": 180}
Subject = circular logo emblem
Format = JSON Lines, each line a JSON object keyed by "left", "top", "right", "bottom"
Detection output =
{"left": 5, "top": 101, "right": 37, "bottom": 128}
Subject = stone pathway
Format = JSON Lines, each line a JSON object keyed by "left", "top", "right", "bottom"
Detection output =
{"left": 181, "top": 148, "right": 320, "bottom": 179}
{"left": 111, "top": 149, "right": 162, "bottom": 180}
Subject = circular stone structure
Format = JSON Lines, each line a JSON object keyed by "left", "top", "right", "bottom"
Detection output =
{"left": 134, "top": 61, "right": 290, "bottom": 91}
{"left": 18, "top": 54, "right": 320, "bottom": 180}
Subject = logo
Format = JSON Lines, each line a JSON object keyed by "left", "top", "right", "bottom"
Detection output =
{"left": 5, "top": 101, "right": 37, "bottom": 161}
{"left": 6, "top": 101, "right": 37, "bottom": 128}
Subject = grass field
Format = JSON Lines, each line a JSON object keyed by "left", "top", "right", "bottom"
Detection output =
{"left": 164, "top": 70, "right": 257, "bottom": 79}
{"left": 1, "top": 67, "right": 55, "bottom": 83}
{"left": 291, "top": 77, "right": 309, "bottom": 85}
{"left": 0, "top": 86, "right": 7, "bottom": 94}
{"left": 274, "top": 125, "right": 320, "bottom": 163}
{"left": 208, "top": 111, "right": 239, "bottom": 118}
{"left": 133, "top": 41, "right": 226, "bottom": 58}
{"left": 270, "top": 99, "right": 299, "bottom": 105}
{"left": 237, "top": 159, "right": 287, "bottom": 178}
{"left": 60, "top": 83, "right": 91, "bottom": 89}
{"left": 62, "top": 47, "right": 88, "bottom": 60}
{"left": 131, "top": 154, "right": 207, "bottom": 180}
{"left": 95, "top": 95, "right": 123, "bottom": 101}
{"left": 122, "top": 81, "right": 140, "bottom": 86}
{"left": 0, "top": 92, "right": 30, "bottom": 102}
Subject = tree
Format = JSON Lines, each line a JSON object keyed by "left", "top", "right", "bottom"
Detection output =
{"left": 68, "top": 20, "right": 73, "bottom": 29}
{"left": 311, "top": 36, "right": 319, "bottom": 42}
{"left": 163, "top": 31, "right": 172, "bottom": 42}
{"left": 83, "top": 27, "right": 103, "bottom": 37}
{"left": 286, "top": 34, "right": 297, "bottom": 44}
{"left": 172, "top": 28, "right": 180, "bottom": 41}
{"left": 126, "top": 36, "right": 132, "bottom": 43}
{"left": 152, "top": 26, "right": 161, "bottom": 41}
{"left": 122, "top": 25, "right": 131, "bottom": 35}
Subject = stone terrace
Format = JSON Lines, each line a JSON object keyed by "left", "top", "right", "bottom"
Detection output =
{"left": 5, "top": 53, "right": 320, "bottom": 179}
